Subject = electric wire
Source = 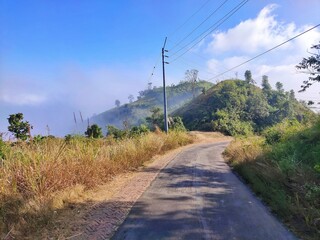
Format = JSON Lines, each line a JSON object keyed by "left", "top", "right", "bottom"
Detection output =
{"left": 169, "top": 0, "right": 229, "bottom": 51}
{"left": 206, "top": 23, "right": 320, "bottom": 81}
{"left": 147, "top": 54, "right": 162, "bottom": 83}
{"left": 170, "top": 0, "right": 249, "bottom": 62}
{"left": 168, "top": 0, "right": 212, "bottom": 38}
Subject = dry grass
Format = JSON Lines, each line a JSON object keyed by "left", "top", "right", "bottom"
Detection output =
{"left": 0, "top": 131, "right": 193, "bottom": 238}
{"left": 224, "top": 136, "right": 264, "bottom": 164}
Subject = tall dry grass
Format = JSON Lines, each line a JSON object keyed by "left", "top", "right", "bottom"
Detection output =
{"left": 0, "top": 131, "right": 193, "bottom": 237}
{"left": 223, "top": 136, "right": 264, "bottom": 164}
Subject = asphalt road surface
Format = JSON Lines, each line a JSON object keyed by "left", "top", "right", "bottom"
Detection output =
{"left": 112, "top": 142, "right": 297, "bottom": 240}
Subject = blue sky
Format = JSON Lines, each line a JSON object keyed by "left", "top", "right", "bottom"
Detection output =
{"left": 1, "top": 0, "right": 320, "bottom": 136}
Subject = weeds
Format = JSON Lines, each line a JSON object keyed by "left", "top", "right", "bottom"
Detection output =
{"left": 0, "top": 131, "right": 193, "bottom": 237}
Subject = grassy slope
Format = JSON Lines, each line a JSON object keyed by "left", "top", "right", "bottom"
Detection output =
{"left": 92, "top": 80, "right": 213, "bottom": 129}
{"left": 224, "top": 119, "right": 320, "bottom": 240}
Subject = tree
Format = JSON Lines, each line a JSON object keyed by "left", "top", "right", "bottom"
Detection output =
{"left": 185, "top": 69, "right": 198, "bottom": 98}
{"left": 85, "top": 124, "right": 103, "bottom": 138}
{"left": 289, "top": 90, "right": 295, "bottom": 100}
{"left": 7, "top": 113, "right": 33, "bottom": 141}
{"left": 146, "top": 107, "right": 163, "bottom": 130}
{"left": 128, "top": 94, "right": 134, "bottom": 103}
{"left": 275, "top": 82, "right": 284, "bottom": 93}
{"left": 115, "top": 99, "right": 121, "bottom": 108}
{"left": 262, "top": 75, "right": 272, "bottom": 92}
{"left": 296, "top": 42, "right": 320, "bottom": 91}
{"left": 244, "top": 70, "right": 253, "bottom": 84}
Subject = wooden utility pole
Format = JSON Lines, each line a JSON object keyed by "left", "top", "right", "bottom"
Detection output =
{"left": 162, "top": 37, "right": 169, "bottom": 133}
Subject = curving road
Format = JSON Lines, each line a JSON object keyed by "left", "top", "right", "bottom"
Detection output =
{"left": 112, "top": 142, "right": 297, "bottom": 240}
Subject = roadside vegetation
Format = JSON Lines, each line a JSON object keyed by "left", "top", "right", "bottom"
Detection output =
{"left": 224, "top": 43, "right": 320, "bottom": 240}
{"left": 0, "top": 113, "right": 192, "bottom": 238}
{"left": 224, "top": 118, "right": 320, "bottom": 239}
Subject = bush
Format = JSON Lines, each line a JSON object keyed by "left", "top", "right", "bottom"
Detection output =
{"left": 263, "top": 119, "right": 303, "bottom": 145}
{"left": 85, "top": 124, "right": 103, "bottom": 138}
{"left": 129, "top": 124, "right": 149, "bottom": 137}
{"left": 211, "top": 110, "right": 253, "bottom": 136}
{"left": 169, "top": 116, "right": 186, "bottom": 132}
{"left": 107, "top": 125, "right": 151, "bottom": 140}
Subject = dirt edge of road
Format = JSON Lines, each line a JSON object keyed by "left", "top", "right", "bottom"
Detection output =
{"left": 39, "top": 132, "right": 232, "bottom": 239}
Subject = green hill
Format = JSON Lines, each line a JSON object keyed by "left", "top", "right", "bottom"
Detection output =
{"left": 92, "top": 80, "right": 213, "bottom": 129}
{"left": 174, "top": 79, "right": 313, "bottom": 135}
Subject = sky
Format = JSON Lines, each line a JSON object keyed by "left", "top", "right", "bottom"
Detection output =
{"left": 1, "top": 0, "right": 320, "bottom": 137}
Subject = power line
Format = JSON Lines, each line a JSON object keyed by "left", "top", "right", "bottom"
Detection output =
{"left": 169, "top": 0, "right": 229, "bottom": 51}
{"left": 206, "top": 23, "right": 320, "bottom": 80}
{"left": 170, "top": 0, "right": 249, "bottom": 62}
{"left": 147, "top": 54, "right": 162, "bottom": 83}
{"left": 168, "top": 0, "right": 212, "bottom": 38}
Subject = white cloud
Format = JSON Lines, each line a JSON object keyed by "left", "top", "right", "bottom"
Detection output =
{"left": 1, "top": 93, "right": 47, "bottom": 105}
{"left": 208, "top": 4, "right": 309, "bottom": 55}
{"left": 205, "top": 4, "right": 320, "bottom": 102}
{"left": 0, "top": 74, "right": 48, "bottom": 106}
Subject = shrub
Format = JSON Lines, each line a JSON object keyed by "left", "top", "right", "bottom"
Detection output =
{"left": 263, "top": 119, "right": 303, "bottom": 145}
{"left": 85, "top": 124, "right": 103, "bottom": 138}
{"left": 129, "top": 124, "right": 149, "bottom": 137}
{"left": 169, "top": 116, "right": 186, "bottom": 132}
{"left": 211, "top": 110, "right": 253, "bottom": 136}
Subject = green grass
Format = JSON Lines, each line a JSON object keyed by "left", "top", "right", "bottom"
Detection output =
{"left": 224, "top": 118, "right": 320, "bottom": 240}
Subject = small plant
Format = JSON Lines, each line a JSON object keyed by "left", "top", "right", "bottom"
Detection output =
{"left": 107, "top": 125, "right": 127, "bottom": 140}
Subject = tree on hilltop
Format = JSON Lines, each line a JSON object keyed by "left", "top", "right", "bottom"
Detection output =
{"left": 244, "top": 70, "right": 255, "bottom": 84}
{"left": 262, "top": 75, "right": 272, "bottom": 92}
{"left": 185, "top": 69, "right": 199, "bottom": 98}
{"left": 128, "top": 94, "right": 134, "bottom": 103}
{"left": 276, "top": 82, "right": 284, "bottom": 93}
{"left": 115, "top": 99, "right": 121, "bottom": 108}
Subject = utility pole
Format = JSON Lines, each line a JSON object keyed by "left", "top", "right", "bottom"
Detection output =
{"left": 162, "top": 37, "right": 169, "bottom": 133}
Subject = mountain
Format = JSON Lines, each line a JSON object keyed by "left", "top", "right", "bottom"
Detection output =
{"left": 91, "top": 80, "right": 213, "bottom": 129}
{"left": 173, "top": 79, "right": 313, "bottom": 135}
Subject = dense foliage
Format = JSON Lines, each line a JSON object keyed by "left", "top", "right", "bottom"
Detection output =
{"left": 85, "top": 124, "right": 103, "bottom": 138}
{"left": 174, "top": 79, "right": 312, "bottom": 136}
{"left": 7, "top": 113, "right": 33, "bottom": 141}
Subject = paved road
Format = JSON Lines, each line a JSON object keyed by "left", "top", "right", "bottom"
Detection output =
{"left": 112, "top": 142, "right": 297, "bottom": 240}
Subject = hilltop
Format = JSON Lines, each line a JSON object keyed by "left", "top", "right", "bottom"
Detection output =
{"left": 174, "top": 79, "right": 313, "bottom": 135}
{"left": 91, "top": 80, "right": 213, "bottom": 129}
